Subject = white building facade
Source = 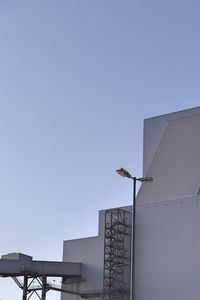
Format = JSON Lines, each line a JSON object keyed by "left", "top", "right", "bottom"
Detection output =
{"left": 62, "top": 107, "right": 200, "bottom": 300}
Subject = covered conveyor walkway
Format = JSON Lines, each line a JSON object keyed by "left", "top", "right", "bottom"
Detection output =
{"left": 0, "top": 253, "right": 82, "bottom": 300}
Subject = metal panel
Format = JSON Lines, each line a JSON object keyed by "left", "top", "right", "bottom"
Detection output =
{"left": 138, "top": 114, "right": 200, "bottom": 203}
{"left": 143, "top": 106, "right": 200, "bottom": 175}
{"left": 134, "top": 196, "right": 200, "bottom": 300}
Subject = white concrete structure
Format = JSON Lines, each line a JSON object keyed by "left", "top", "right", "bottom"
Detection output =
{"left": 62, "top": 210, "right": 105, "bottom": 298}
{"left": 62, "top": 107, "right": 200, "bottom": 300}
{"left": 62, "top": 207, "right": 132, "bottom": 299}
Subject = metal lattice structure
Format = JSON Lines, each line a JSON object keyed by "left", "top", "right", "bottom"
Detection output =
{"left": 11, "top": 276, "right": 100, "bottom": 299}
{"left": 103, "top": 208, "right": 130, "bottom": 300}
{"left": 12, "top": 276, "right": 49, "bottom": 300}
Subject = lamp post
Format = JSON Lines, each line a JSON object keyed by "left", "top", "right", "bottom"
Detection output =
{"left": 116, "top": 168, "right": 153, "bottom": 300}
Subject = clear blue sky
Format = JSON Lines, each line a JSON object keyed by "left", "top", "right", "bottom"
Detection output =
{"left": 0, "top": 0, "right": 200, "bottom": 299}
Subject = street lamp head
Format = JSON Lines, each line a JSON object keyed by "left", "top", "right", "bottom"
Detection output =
{"left": 116, "top": 168, "right": 132, "bottom": 178}
{"left": 116, "top": 168, "right": 153, "bottom": 183}
{"left": 138, "top": 176, "right": 153, "bottom": 183}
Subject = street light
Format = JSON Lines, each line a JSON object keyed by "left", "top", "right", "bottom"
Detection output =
{"left": 116, "top": 167, "right": 153, "bottom": 300}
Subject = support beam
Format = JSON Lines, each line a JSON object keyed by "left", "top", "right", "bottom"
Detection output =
{"left": 41, "top": 276, "right": 47, "bottom": 300}
{"left": 23, "top": 276, "right": 28, "bottom": 300}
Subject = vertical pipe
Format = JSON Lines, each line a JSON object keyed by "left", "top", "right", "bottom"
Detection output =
{"left": 22, "top": 276, "right": 28, "bottom": 300}
{"left": 130, "top": 177, "right": 136, "bottom": 300}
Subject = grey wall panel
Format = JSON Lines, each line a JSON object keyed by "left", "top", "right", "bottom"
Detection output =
{"left": 61, "top": 210, "right": 105, "bottom": 300}
{"left": 135, "top": 196, "right": 200, "bottom": 300}
{"left": 138, "top": 114, "right": 200, "bottom": 203}
{"left": 143, "top": 106, "right": 200, "bottom": 176}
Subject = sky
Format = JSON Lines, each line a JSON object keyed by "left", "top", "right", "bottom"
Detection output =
{"left": 0, "top": 0, "right": 200, "bottom": 299}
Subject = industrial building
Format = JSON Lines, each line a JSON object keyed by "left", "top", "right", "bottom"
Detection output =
{"left": 1, "top": 106, "right": 200, "bottom": 300}
{"left": 61, "top": 106, "right": 200, "bottom": 300}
